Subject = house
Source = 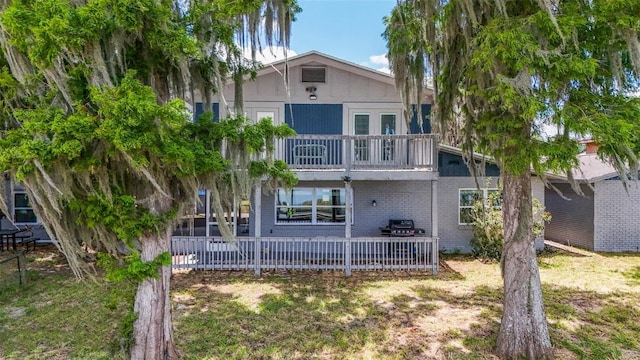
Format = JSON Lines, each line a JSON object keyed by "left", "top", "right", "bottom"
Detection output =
{"left": 171, "top": 51, "right": 546, "bottom": 274}
{"left": 1, "top": 51, "right": 548, "bottom": 268}
{"left": 545, "top": 140, "right": 640, "bottom": 252}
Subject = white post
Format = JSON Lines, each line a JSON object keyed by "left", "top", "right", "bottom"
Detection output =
{"left": 254, "top": 184, "right": 262, "bottom": 276}
{"left": 205, "top": 190, "right": 211, "bottom": 237}
{"left": 431, "top": 180, "right": 438, "bottom": 238}
{"left": 344, "top": 178, "right": 352, "bottom": 277}
{"left": 431, "top": 180, "right": 439, "bottom": 275}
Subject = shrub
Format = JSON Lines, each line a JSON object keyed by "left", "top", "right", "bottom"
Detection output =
{"left": 470, "top": 191, "right": 551, "bottom": 261}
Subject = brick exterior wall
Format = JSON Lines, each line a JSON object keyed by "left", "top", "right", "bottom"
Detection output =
{"left": 594, "top": 181, "right": 640, "bottom": 252}
{"left": 544, "top": 183, "right": 595, "bottom": 250}
{"left": 436, "top": 176, "right": 545, "bottom": 253}
{"left": 255, "top": 180, "right": 432, "bottom": 239}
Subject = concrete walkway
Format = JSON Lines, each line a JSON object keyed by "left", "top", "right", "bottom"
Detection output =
{"left": 543, "top": 239, "right": 601, "bottom": 257}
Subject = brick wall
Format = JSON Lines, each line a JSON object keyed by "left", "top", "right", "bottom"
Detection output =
{"left": 544, "top": 183, "right": 594, "bottom": 250}
{"left": 437, "top": 176, "right": 545, "bottom": 253}
{"left": 255, "top": 176, "right": 545, "bottom": 254}
{"left": 594, "top": 181, "right": 640, "bottom": 252}
{"left": 256, "top": 180, "right": 432, "bottom": 238}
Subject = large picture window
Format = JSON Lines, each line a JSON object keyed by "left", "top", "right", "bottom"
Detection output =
{"left": 276, "top": 188, "right": 352, "bottom": 224}
{"left": 459, "top": 188, "right": 501, "bottom": 225}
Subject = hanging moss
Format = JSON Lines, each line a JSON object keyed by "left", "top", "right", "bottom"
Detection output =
{"left": 0, "top": 0, "right": 301, "bottom": 279}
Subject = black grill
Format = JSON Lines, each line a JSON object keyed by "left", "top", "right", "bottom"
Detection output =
{"left": 380, "top": 219, "right": 426, "bottom": 237}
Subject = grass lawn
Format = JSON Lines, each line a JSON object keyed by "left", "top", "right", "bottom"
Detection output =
{"left": 1, "top": 245, "right": 639, "bottom": 359}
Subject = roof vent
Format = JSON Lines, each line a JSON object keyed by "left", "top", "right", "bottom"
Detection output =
{"left": 301, "top": 67, "right": 326, "bottom": 83}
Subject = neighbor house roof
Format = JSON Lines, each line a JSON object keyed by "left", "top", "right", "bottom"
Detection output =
{"left": 438, "top": 143, "right": 608, "bottom": 181}
{"left": 569, "top": 153, "right": 618, "bottom": 183}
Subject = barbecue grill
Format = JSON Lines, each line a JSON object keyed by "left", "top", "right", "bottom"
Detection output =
{"left": 380, "top": 219, "right": 426, "bottom": 237}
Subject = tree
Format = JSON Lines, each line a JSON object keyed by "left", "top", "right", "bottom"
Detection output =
{"left": 0, "top": 0, "right": 299, "bottom": 358}
{"left": 386, "top": 1, "right": 640, "bottom": 358}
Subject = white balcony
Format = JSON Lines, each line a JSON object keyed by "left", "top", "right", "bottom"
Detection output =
{"left": 273, "top": 134, "right": 438, "bottom": 172}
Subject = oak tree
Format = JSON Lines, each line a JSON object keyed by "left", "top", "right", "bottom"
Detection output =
{"left": 386, "top": 1, "right": 640, "bottom": 358}
{"left": 0, "top": 0, "right": 299, "bottom": 358}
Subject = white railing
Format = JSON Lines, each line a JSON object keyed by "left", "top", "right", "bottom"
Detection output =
{"left": 171, "top": 236, "right": 439, "bottom": 275}
{"left": 273, "top": 134, "right": 438, "bottom": 171}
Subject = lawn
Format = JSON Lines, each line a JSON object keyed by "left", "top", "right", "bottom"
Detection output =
{"left": 1, "top": 245, "right": 639, "bottom": 359}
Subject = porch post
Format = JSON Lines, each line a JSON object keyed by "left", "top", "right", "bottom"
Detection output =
{"left": 431, "top": 180, "right": 438, "bottom": 238}
{"left": 254, "top": 184, "right": 262, "bottom": 276}
{"left": 205, "top": 190, "right": 211, "bottom": 237}
{"left": 344, "top": 177, "right": 352, "bottom": 277}
{"left": 431, "top": 180, "right": 439, "bottom": 275}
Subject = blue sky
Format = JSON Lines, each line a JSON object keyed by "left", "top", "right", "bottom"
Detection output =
{"left": 253, "top": 0, "right": 396, "bottom": 73}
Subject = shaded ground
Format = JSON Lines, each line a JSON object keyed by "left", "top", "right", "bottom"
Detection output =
{"left": 1, "top": 244, "right": 639, "bottom": 359}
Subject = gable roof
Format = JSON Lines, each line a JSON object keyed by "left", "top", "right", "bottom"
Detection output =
{"left": 255, "top": 50, "right": 397, "bottom": 86}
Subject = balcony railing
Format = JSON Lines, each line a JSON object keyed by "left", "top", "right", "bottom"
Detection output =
{"left": 272, "top": 134, "right": 437, "bottom": 171}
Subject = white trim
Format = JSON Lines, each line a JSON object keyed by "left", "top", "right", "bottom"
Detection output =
{"left": 13, "top": 190, "right": 38, "bottom": 225}
{"left": 458, "top": 188, "right": 500, "bottom": 225}
{"left": 274, "top": 187, "right": 354, "bottom": 225}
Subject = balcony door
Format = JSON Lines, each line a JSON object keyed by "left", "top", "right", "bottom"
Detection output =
{"left": 351, "top": 112, "right": 399, "bottom": 164}
{"left": 353, "top": 113, "right": 370, "bottom": 162}
{"left": 380, "top": 114, "right": 397, "bottom": 162}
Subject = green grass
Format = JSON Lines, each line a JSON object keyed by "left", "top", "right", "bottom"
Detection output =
{"left": 1, "top": 246, "right": 639, "bottom": 359}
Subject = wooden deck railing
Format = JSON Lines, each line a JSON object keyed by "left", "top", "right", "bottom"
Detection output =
{"left": 272, "top": 134, "right": 438, "bottom": 171}
{"left": 171, "top": 236, "right": 439, "bottom": 276}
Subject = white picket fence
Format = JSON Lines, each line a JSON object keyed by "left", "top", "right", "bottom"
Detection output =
{"left": 171, "top": 236, "right": 439, "bottom": 276}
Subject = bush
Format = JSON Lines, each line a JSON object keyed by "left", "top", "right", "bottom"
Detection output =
{"left": 470, "top": 191, "right": 550, "bottom": 261}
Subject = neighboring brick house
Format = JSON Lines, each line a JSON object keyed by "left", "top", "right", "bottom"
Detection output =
{"left": 545, "top": 141, "right": 640, "bottom": 252}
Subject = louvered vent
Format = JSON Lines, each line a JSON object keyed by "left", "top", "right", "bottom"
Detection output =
{"left": 301, "top": 67, "right": 326, "bottom": 83}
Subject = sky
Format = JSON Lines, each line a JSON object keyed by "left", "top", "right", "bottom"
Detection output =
{"left": 252, "top": 0, "right": 396, "bottom": 73}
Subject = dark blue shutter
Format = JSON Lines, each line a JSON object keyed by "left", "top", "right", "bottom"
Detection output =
{"left": 194, "top": 103, "right": 219, "bottom": 122}
{"left": 284, "top": 104, "right": 342, "bottom": 134}
{"left": 409, "top": 104, "right": 432, "bottom": 134}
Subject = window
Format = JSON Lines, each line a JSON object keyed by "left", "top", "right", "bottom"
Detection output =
{"left": 276, "top": 188, "right": 352, "bottom": 224}
{"left": 256, "top": 111, "right": 275, "bottom": 124}
{"left": 301, "top": 67, "right": 326, "bottom": 83}
{"left": 14, "top": 191, "right": 37, "bottom": 224}
{"left": 458, "top": 188, "right": 501, "bottom": 225}
{"left": 381, "top": 114, "right": 396, "bottom": 161}
{"left": 354, "top": 114, "right": 369, "bottom": 161}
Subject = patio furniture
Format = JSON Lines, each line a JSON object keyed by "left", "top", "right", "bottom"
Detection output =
{"left": 293, "top": 144, "right": 327, "bottom": 165}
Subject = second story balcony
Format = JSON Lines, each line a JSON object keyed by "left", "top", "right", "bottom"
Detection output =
{"left": 272, "top": 134, "right": 438, "bottom": 179}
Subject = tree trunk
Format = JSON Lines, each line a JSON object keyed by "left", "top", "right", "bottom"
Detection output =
{"left": 129, "top": 226, "right": 181, "bottom": 360}
{"left": 496, "top": 171, "right": 553, "bottom": 359}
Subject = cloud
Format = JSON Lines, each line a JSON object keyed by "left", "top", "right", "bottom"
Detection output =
{"left": 369, "top": 53, "right": 389, "bottom": 66}
{"left": 243, "top": 46, "right": 297, "bottom": 64}
{"left": 376, "top": 67, "right": 392, "bottom": 75}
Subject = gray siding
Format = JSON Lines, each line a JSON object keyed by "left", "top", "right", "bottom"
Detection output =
{"left": 532, "top": 177, "right": 546, "bottom": 250}
{"left": 255, "top": 180, "right": 432, "bottom": 238}
{"left": 594, "top": 181, "right": 640, "bottom": 252}
{"left": 545, "top": 183, "right": 594, "bottom": 250}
